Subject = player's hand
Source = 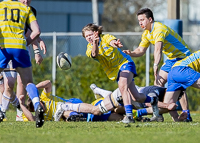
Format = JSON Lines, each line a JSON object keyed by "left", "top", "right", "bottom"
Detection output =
{"left": 112, "top": 39, "right": 123, "bottom": 48}
{"left": 35, "top": 54, "right": 43, "bottom": 65}
{"left": 123, "top": 50, "right": 131, "bottom": 55}
{"left": 19, "top": 95, "right": 25, "bottom": 105}
{"left": 167, "top": 103, "right": 178, "bottom": 110}
{"left": 93, "top": 31, "right": 99, "bottom": 44}
{"left": 39, "top": 40, "right": 47, "bottom": 54}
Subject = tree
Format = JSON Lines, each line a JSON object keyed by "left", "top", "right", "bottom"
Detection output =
{"left": 102, "top": 0, "right": 165, "bottom": 32}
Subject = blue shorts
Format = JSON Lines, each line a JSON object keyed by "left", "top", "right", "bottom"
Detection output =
{"left": 61, "top": 98, "right": 83, "bottom": 104}
{"left": 87, "top": 99, "right": 111, "bottom": 122}
{"left": 161, "top": 58, "right": 182, "bottom": 73}
{"left": 167, "top": 66, "right": 200, "bottom": 91}
{"left": 0, "top": 48, "right": 31, "bottom": 68}
{"left": 116, "top": 62, "right": 137, "bottom": 82}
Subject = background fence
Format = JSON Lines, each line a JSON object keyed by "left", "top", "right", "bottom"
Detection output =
{"left": 34, "top": 32, "right": 200, "bottom": 95}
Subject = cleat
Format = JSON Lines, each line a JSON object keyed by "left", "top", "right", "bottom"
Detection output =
{"left": 150, "top": 114, "right": 164, "bottom": 122}
{"left": 90, "top": 83, "right": 97, "bottom": 91}
{"left": 67, "top": 114, "right": 86, "bottom": 122}
{"left": 121, "top": 116, "right": 135, "bottom": 124}
{"left": 0, "top": 111, "right": 5, "bottom": 123}
{"left": 90, "top": 84, "right": 103, "bottom": 99}
{"left": 136, "top": 117, "right": 150, "bottom": 122}
{"left": 150, "top": 94, "right": 159, "bottom": 117}
{"left": 16, "top": 109, "right": 23, "bottom": 121}
{"left": 54, "top": 103, "right": 64, "bottom": 121}
{"left": 132, "top": 109, "right": 138, "bottom": 120}
{"left": 184, "top": 117, "right": 193, "bottom": 122}
{"left": 35, "top": 104, "right": 44, "bottom": 128}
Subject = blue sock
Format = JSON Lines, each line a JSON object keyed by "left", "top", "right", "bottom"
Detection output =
{"left": 137, "top": 109, "right": 148, "bottom": 117}
{"left": 144, "top": 95, "right": 151, "bottom": 103}
{"left": 26, "top": 83, "right": 40, "bottom": 111}
{"left": 124, "top": 105, "right": 133, "bottom": 117}
{"left": 183, "top": 110, "right": 191, "bottom": 119}
{"left": 69, "top": 111, "right": 79, "bottom": 116}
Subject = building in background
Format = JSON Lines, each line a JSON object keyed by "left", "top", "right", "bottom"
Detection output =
{"left": 31, "top": 0, "right": 103, "bottom": 32}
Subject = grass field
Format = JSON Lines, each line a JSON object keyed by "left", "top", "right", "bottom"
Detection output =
{"left": 1, "top": 111, "right": 200, "bottom": 143}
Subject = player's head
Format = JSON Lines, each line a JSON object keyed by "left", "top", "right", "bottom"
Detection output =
{"left": 82, "top": 23, "right": 103, "bottom": 38}
{"left": 27, "top": 98, "right": 46, "bottom": 112}
{"left": 136, "top": 8, "right": 154, "bottom": 30}
{"left": 137, "top": 8, "right": 154, "bottom": 21}
{"left": 18, "top": 0, "right": 32, "bottom": 6}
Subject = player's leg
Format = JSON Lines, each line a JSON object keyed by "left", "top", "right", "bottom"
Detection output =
{"left": 179, "top": 91, "right": 192, "bottom": 122}
{"left": 1, "top": 70, "right": 17, "bottom": 118}
{"left": 0, "top": 73, "right": 4, "bottom": 110}
{"left": 128, "top": 81, "right": 159, "bottom": 120}
{"left": 154, "top": 69, "right": 168, "bottom": 87}
{"left": 118, "top": 70, "right": 135, "bottom": 123}
{"left": 90, "top": 83, "right": 112, "bottom": 99}
{"left": 17, "top": 67, "right": 44, "bottom": 127}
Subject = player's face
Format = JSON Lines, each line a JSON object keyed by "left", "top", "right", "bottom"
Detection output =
{"left": 137, "top": 14, "right": 152, "bottom": 31}
{"left": 19, "top": 0, "right": 32, "bottom": 6}
{"left": 85, "top": 30, "right": 94, "bottom": 44}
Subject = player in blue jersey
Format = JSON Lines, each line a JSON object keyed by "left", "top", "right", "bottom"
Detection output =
{"left": 163, "top": 50, "right": 200, "bottom": 121}
{"left": 0, "top": 0, "right": 44, "bottom": 128}
{"left": 123, "top": 8, "right": 191, "bottom": 87}
{"left": 82, "top": 23, "right": 159, "bottom": 123}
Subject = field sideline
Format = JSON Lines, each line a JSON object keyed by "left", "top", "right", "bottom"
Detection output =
{"left": 1, "top": 111, "right": 200, "bottom": 143}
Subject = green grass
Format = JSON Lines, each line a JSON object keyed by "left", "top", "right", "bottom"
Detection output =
{"left": 1, "top": 111, "right": 200, "bottom": 143}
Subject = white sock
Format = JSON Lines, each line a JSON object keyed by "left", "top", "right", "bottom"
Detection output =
{"left": 61, "top": 103, "right": 81, "bottom": 112}
{"left": 93, "top": 87, "right": 112, "bottom": 98}
{"left": 2, "top": 93, "right": 11, "bottom": 112}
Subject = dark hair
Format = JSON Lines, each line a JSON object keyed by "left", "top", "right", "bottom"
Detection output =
{"left": 137, "top": 8, "right": 154, "bottom": 21}
{"left": 82, "top": 23, "right": 103, "bottom": 38}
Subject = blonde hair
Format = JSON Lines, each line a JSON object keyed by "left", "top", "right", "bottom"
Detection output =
{"left": 82, "top": 23, "right": 103, "bottom": 38}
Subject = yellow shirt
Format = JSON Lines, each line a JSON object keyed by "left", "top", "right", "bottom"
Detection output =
{"left": 86, "top": 34, "right": 132, "bottom": 81}
{"left": 0, "top": 0, "right": 36, "bottom": 49}
{"left": 173, "top": 50, "right": 200, "bottom": 73}
{"left": 139, "top": 22, "right": 191, "bottom": 59}
{"left": 23, "top": 90, "right": 65, "bottom": 121}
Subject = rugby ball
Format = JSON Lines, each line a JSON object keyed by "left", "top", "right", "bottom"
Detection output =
{"left": 57, "top": 52, "right": 72, "bottom": 70}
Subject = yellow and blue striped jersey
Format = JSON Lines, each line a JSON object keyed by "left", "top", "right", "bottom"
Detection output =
{"left": 0, "top": 0, "right": 36, "bottom": 49}
{"left": 173, "top": 50, "right": 200, "bottom": 73}
{"left": 39, "top": 90, "right": 65, "bottom": 121}
{"left": 86, "top": 34, "right": 132, "bottom": 81}
{"left": 23, "top": 90, "right": 65, "bottom": 121}
{"left": 139, "top": 22, "right": 191, "bottom": 59}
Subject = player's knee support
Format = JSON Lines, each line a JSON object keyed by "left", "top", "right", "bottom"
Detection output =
{"left": 98, "top": 101, "right": 108, "bottom": 113}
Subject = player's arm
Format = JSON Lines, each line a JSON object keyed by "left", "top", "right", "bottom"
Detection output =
{"left": 36, "top": 80, "right": 52, "bottom": 93}
{"left": 91, "top": 31, "right": 99, "bottom": 58}
{"left": 32, "top": 40, "right": 43, "bottom": 65}
{"left": 37, "top": 37, "right": 47, "bottom": 54}
{"left": 26, "top": 20, "right": 41, "bottom": 46}
{"left": 153, "top": 41, "right": 163, "bottom": 77}
{"left": 123, "top": 46, "right": 147, "bottom": 57}
{"left": 110, "top": 39, "right": 123, "bottom": 48}
{"left": 19, "top": 95, "right": 35, "bottom": 121}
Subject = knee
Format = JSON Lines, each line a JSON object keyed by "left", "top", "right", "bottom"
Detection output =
{"left": 91, "top": 106, "right": 101, "bottom": 115}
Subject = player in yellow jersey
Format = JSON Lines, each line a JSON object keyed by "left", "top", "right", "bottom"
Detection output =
{"left": 18, "top": 80, "right": 86, "bottom": 121}
{"left": 123, "top": 8, "right": 191, "bottom": 87}
{"left": 0, "top": 0, "right": 44, "bottom": 128}
{"left": 82, "top": 23, "right": 159, "bottom": 123}
{"left": 163, "top": 50, "right": 200, "bottom": 121}
{"left": 0, "top": 0, "right": 47, "bottom": 122}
